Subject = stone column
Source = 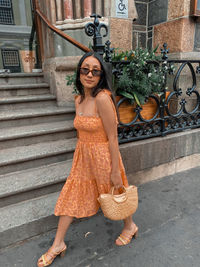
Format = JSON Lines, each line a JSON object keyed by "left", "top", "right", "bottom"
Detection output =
{"left": 75, "top": 0, "right": 81, "bottom": 19}
{"left": 104, "top": 0, "right": 111, "bottom": 17}
{"left": 64, "top": 0, "right": 73, "bottom": 20}
{"left": 83, "top": 0, "right": 92, "bottom": 18}
{"left": 50, "top": 0, "right": 56, "bottom": 24}
{"left": 56, "top": 0, "right": 63, "bottom": 23}
{"left": 96, "top": 0, "right": 102, "bottom": 16}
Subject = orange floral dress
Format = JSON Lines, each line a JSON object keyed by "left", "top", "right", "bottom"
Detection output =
{"left": 54, "top": 90, "right": 128, "bottom": 218}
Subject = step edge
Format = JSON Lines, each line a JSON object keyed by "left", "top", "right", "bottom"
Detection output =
{"left": 0, "top": 83, "right": 49, "bottom": 90}
{"left": 0, "top": 139, "right": 76, "bottom": 167}
{"left": 0, "top": 108, "right": 75, "bottom": 121}
{"left": 0, "top": 123, "right": 75, "bottom": 141}
{"left": 0, "top": 191, "right": 59, "bottom": 232}
{"left": 0, "top": 95, "right": 56, "bottom": 103}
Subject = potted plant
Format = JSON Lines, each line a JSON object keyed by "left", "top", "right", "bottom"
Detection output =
{"left": 112, "top": 47, "right": 174, "bottom": 123}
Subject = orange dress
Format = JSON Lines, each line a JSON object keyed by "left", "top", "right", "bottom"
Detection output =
{"left": 54, "top": 91, "right": 129, "bottom": 218}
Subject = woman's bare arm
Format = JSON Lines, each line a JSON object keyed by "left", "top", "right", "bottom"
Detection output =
{"left": 96, "top": 92, "right": 123, "bottom": 188}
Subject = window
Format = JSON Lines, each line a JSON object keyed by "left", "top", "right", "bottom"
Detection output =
{"left": 0, "top": 0, "right": 14, "bottom": 25}
{"left": 1, "top": 49, "right": 21, "bottom": 72}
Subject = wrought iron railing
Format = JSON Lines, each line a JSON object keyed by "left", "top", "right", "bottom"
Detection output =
{"left": 112, "top": 47, "right": 200, "bottom": 143}
{"left": 85, "top": 14, "right": 200, "bottom": 144}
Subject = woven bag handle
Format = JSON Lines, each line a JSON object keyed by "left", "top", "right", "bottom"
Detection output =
{"left": 111, "top": 186, "right": 128, "bottom": 203}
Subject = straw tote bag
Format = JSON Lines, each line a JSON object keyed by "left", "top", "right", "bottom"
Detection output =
{"left": 98, "top": 185, "right": 138, "bottom": 221}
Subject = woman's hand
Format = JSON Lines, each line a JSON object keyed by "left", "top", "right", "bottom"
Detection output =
{"left": 111, "top": 170, "right": 123, "bottom": 189}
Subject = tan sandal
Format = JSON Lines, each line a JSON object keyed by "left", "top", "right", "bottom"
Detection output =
{"left": 115, "top": 226, "right": 138, "bottom": 246}
{"left": 37, "top": 245, "right": 67, "bottom": 267}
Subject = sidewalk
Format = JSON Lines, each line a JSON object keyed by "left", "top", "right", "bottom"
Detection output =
{"left": 0, "top": 167, "right": 200, "bottom": 267}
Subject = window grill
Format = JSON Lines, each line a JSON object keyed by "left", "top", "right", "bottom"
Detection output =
{"left": 0, "top": 0, "right": 12, "bottom": 8}
{"left": 1, "top": 49, "right": 21, "bottom": 72}
{"left": 0, "top": 0, "right": 14, "bottom": 24}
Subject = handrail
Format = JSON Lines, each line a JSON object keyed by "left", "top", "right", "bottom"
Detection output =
{"left": 30, "top": 0, "right": 91, "bottom": 65}
{"left": 35, "top": 8, "right": 91, "bottom": 53}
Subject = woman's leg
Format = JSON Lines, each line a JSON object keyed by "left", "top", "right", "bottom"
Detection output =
{"left": 37, "top": 215, "right": 73, "bottom": 266}
{"left": 123, "top": 215, "right": 136, "bottom": 231}
{"left": 115, "top": 215, "right": 138, "bottom": 245}
{"left": 52, "top": 215, "right": 73, "bottom": 249}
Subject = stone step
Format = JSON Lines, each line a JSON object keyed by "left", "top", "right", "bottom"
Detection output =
{"left": 0, "top": 160, "right": 72, "bottom": 207}
{"left": 0, "top": 138, "right": 77, "bottom": 175}
{"left": 0, "top": 83, "right": 50, "bottom": 97}
{"left": 0, "top": 120, "right": 76, "bottom": 149}
{"left": 0, "top": 72, "right": 44, "bottom": 85}
{"left": 0, "top": 94, "right": 56, "bottom": 110}
{"left": 0, "top": 106, "right": 75, "bottom": 128}
{"left": 0, "top": 191, "right": 59, "bottom": 249}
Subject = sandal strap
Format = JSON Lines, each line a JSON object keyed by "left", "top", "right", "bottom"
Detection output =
{"left": 120, "top": 234, "right": 131, "bottom": 242}
{"left": 117, "top": 235, "right": 127, "bottom": 245}
{"left": 40, "top": 251, "right": 57, "bottom": 266}
{"left": 41, "top": 254, "right": 49, "bottom": 266}
{"left": 38, "top": 245, "right": 67, "bottom": 267}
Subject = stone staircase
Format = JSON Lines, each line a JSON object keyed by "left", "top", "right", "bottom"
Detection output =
{"left": 0, "top": 73, "right": 77, "bottom": 249}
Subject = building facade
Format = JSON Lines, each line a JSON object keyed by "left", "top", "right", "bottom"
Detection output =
{"left": 0, "top": 0, "right": 33, "bottom": 72}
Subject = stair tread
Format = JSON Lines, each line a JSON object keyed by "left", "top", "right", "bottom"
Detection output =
{"left": 0, "top": 72, "right": 43, "bottom": 78}
{"left": 0, "top": 106, "right": 75, "bottom": 121}
{"left": 0, "top": 120, "right": 74, "bottom": 141}
{"left": 0, "top": 191, "right": 59, "bottom": 232}
{"left": 0, "top": 94, "right": 56, "bottom": 103}
{"left": 0, "top": 160, "right": 72, "bottom": 198}
{"left": 0, "top": 83, "right": 49, "bottom": 90}
{"left": 0, "top": 138, "right": 77, "bottom": 167}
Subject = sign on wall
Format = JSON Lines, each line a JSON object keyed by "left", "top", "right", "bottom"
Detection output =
{"left": 115, "top": 0, "right": 128, "bottom": 18}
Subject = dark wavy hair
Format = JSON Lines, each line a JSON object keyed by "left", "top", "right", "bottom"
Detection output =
{"left": 75, "top": 51, "right": 119, "bottom": 119}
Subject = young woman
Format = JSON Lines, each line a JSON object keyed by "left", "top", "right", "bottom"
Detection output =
{"left": 37, "top": 52, "right": 138, "bottom": 267}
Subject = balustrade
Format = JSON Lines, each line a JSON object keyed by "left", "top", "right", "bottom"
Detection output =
{"left": 50, "top": 0, "right": 56, "bottom": 24}
{"left": 43, "top": 0, "right": 107, "bottom": 26}
{"left": 64, "top": 0, "right": 73, "bottom": 20}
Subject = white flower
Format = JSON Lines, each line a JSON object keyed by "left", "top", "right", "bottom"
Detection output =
{"left": 148, "top": 73, "right": 152, "bottom": 78}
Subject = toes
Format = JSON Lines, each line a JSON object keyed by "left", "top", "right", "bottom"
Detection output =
{"left": 37, "top": 257, "right": 43, "bottom": 267}
{"left": 115, "top": 240, "right": 122, "bottom": 246}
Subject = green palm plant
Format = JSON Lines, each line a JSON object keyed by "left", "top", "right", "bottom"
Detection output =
{"left": 112, "top": 47, "right": 174, "bottom": 106}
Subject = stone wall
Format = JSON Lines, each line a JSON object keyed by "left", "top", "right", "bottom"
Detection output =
{"left": 133, "top": 0, "right": 200, "bottom": 53}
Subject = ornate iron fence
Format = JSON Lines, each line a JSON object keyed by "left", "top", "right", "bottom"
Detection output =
{"left": 113, "top": 47, "right": 200, "bottom": 143}
{"left": 85, "top": 14, "right": 200, "bottom": 144}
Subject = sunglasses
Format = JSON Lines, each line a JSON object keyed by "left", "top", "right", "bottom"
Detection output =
{"left": 80, "top": 68, "right": 102, "bottom": 77}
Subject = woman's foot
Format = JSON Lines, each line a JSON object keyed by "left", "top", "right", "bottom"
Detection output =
{"left": 115, "top": 223, "right": 138, "bottom": 246}
{"left": 37, "top": 243, "right": 67, "bottom": 267}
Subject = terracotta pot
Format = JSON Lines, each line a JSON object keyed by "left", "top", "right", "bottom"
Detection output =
{"left": 116, "top": 92, "right": 170, "bottom": 124}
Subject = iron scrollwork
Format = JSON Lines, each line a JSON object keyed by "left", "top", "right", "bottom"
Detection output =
{"left": 86, "top": 17, "right": 200, "bottom": 143}
{"left": 110, "top": 44, "right": 200, "bottom": 143}
{"left": 85, "top": 14, "right": 108, "bottom": 56}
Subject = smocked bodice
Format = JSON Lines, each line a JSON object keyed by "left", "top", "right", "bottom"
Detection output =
{"left": 74, "top": 115, "right": 108, "bottom": 143}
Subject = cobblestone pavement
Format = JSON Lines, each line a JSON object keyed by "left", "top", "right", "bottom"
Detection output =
{"left": 0, "top": 167, "right": 200, "bottom": 267}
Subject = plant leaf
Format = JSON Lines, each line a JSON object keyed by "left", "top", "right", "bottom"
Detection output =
{"left": 153, "top": 44, "right": 159, "bottom": 53}
{"left": 118, "top": 91, "right": 134, "bottom": 99}
{"left": 133, "top": 92, "right": 141, "bottom": 106}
